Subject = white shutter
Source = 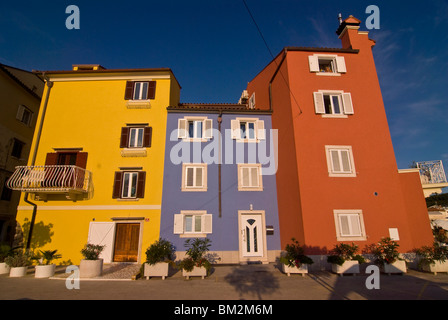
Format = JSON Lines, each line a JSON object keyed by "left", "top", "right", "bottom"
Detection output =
{"left": 342, "top": 93, "right": 354, "bottom": 114}
{"left": 339, "top": 215, "right": 350, "bottom": 236}
{"left": 173, "top": 214, "right": 184, "bottom": 234}
{"left": 308, "top": 55, "right": 319, "bottom": 72}
{"left": 204, "top": 119, "right": 213, "bottom": 139}
{"left": 231, "top": 119, "right": 240, "bottom": 140}
{"left": 313, "top": 92, "right": 325, "bottom": 114}
{"left": 336, "top": 56, "right": 347, "bottom": 73}
{"left": 178, "top": 119, "right": 187, "bottom": 139}
{"left": 87, "top": 222, "right": 115, "bottom": 263}
{"left": 256, "top": 120, "right": 265, "bottom": 140}
{"left": 202, "top": 214, "right": 213, "bottom": 234}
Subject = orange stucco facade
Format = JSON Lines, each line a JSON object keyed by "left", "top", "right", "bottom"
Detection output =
{"left": 247, "top": 16, "right": 433, "bottom": 254}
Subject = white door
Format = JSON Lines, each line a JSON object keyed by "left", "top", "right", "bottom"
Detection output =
{"left": 240, "top": 214, "right": 264, "bottom": 257}
{"left": 87, "top": 222, "right": 115, "bottom": 263}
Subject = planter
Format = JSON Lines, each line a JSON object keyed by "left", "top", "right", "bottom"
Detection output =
{"left": 331, "top": 260, "right": 360, "bottom": 276}
{"left": 0, "top": 262, "right": 10, "bottom": 275}
{"left": 281, "top": 263, "right": 308, "bottom": 277}
{"left": 182, "top": 266, "right": 207, "bottom": 280}
{"left": 382, "top": 260, "right": 406, "bottom": 275}
{"left": 9, "top": 266, "right": 27, "bottom": 277}
{"left": 421, "top": 261, "right": 448, "bottom": 275}
{"left": 79, "top": 259, "right": 103, "bottom": 278}
{"left": 35, "top": 264, "right": 56, "bottom": 278}
{"left": 144, "top": 262, "right": 170, "bottom": 280}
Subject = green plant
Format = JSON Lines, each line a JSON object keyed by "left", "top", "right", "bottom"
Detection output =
{"left": 279, "top": 238, "right": 314, "bottom": 268}
{"left": 145, "top": 238, "right": 175, "bottom": 265}
{"left": 433, "top": 226, "right": 448, "bottom": 244}
{"left": 4, "top": 250, "right": 31, "bottom": 268}
{"left": 367, "top": 237, "right": 401, "bottom": 265}
{"left": 0, "top": 243, "right": 13, "bottom": 263}
{"left": 178, "top": 238, "right": 212, "bottom": 272}
{"left": 80, "top": 243, "right": 105, "bottom": 260}
{"left": 327, "top": 242, "right": 365, "bottom": 266}
{"left": 415, "top": 242, "right": 448, "bottom": 267}
{"left": 39, "top": 250, "right": 62, "bottom": 265}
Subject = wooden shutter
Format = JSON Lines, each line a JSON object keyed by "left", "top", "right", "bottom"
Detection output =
{"left": 120, "top": 127, "right": 130, "bottom": 148}
{"left": 308, "top": 55, "right": 319, "bottom": 72}
{"left": 75, "top": 152, "right": 88, "bottom": 169}
{"left": 45, "top": 153, "right": 58, "bottom": 165}
{"left": 16, "top": 105, "right": 25, "bottom": 121}
{"left": 143, "top": 127, "right": 152, "bottom": 148}
{"left": 112, "top": 171, "right": 123, "bottom": 199}
{"left": 173, "top": 214, "right": 184, "bottom": 234}
{"left": 231, "top": 120, "right": 240, "bottom": 140}
{"left": 342, "top": 93, "right": 354, "bottom": 114}
{"left": 313, "top": 92, "right": 325, "bottom": 114}
{"left": 204, "top": 119, "right": 213, "bottom": 139}
{"left": 336, "top": 56, "right": 347, "bottom": 73}
{"left": 256, "top": 120, "right": 265, "bottom": 140}
{"left": 124, "top": 81, "right": 135, "bottom": 100}
{"left": 136, "top": 171, "right": 146, "bottom": 199}
{"left": 147, "top": 81, "right": 156, "bottom": 99}
{"left": 178, "top": 119, "right": 188, "bottom": 139}
{"left": 202, "top": 214, "right": 213, "bottom": 234}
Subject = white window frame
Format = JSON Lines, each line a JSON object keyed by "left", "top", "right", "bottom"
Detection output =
{"left": 121, "top": 172, "right": 139, "bottom": 198}
{"left": 231, "top": 118, "right": 265, "bottom": 142}
{"left": 177, "top": 117, "right": 213, "bottom": 142}
{"left": 173, "top": 211, "right": 213, "bottom": 238}
{"left": 314, "top": 90, "right": 354, "bottom": 117}
{"left": 333, "top": 210, "right": 366, "bottom": 241}
{"left": 128, "top": 127, "right": 145, "bottom": 148}
{"left": 133, "top": 82, "right": 149, "bottom": 100}
{"left": 238, "top": 163, "right": 263, "bottom": 191}
{"left": 308, "top": 54, "right": 347, "bottom": 76}
{"left": 325, "top": 146, "right": 356, "bottom": 177}
{"left": 182, "top": 163, "right": 208, "bottom": 192}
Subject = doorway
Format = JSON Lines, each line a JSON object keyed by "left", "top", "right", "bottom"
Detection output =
{"left": 112, "top": 223, "right": 140, "bottom": 262}
{"left": 239, "top": 212, "right": 267, "bottom": 262}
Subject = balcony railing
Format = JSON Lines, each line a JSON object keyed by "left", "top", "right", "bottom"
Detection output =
{"left": 417, "top": 160, "right": 448, "bottom": 185}
{"left": 7, "top": 165, "right": 91, "bottom": 193}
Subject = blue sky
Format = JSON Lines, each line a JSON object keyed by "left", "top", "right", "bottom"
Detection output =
{"left": 0, "top": 0, "right": 447, "bottom": 171}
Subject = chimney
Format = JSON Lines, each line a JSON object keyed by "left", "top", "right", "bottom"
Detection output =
{"left": 336, "top": 15, "right": 374, "bottom": 50}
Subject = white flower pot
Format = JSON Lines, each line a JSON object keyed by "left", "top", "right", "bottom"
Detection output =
{"left": 35, "top": 264, "right": 56, "bottom": 278}
{"left": 331, "top": 260, "right": 360, "bottom": 276}
{"left": 9, "top": 266, "right": 27, "bottom": 277}
{"left": 144, "top": 262, "right": 169, "bottom": 280}
{"left": 421, "top": 260, "right": 448, "bottom": 275}
{"left": 382, "top": 260, "right": 406, "bottom": 275}
{"left": 281, "top": 263, "right": 308, "bottom": 277}
{"left": 182, "top": 266, "right": 207, "bottom": 280}
{"left": 79, "top": 259, "right": 103, "bottom": 278}
{"left": 0, "top": 262, "right": 10, "bottom": 275}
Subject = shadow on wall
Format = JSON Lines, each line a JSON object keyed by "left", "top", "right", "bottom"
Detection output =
{"left": 20, "top": 218, "right": 54, "bottom": 249}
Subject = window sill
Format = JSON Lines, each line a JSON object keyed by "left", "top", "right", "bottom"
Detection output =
{"left": 126, "top": 100, "right": 151, "bottom": 109}
{"left": 180, "top": 233, "right": 207, "bottom": 238}
{"left": 315, "top": 72, "right": 342, "bottom": 77}
{"left": 121, "top": 148, "right": 147, "bottom": 157}
{"left": 328, "top": 172, "right": 357, "bottom": 178}
{"left": 116, "top": 198, "right": 140, "bottom": 202}
{"left": 182, "top": 138, "right": 210, "bottom": 143}
{"left": 336, "top": 236, "right": 367, "bottom": 241}
{"left": 181, "top": 187, "right": 208, "bottom": 192}
{"left": 321, "top": 114, "right": 348, "bottom": 119}
{"left": 238, "top": 187, "right": 264, "bottom": 192}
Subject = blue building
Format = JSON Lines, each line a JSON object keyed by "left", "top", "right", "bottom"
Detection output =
{"left": 160, "top": 103, "right": 281, "bottom": 264}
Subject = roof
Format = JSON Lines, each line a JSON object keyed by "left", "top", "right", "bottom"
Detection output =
{"left": 0, "top": 63, "right": 44, "bottom": 100}
{"left": 167, "top": 103, "right": 272, "bottom": 114}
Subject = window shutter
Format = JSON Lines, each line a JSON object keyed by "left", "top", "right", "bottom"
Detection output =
{"left": 256, "top": 120, "right": 265, "bottom": 140}
{"left": 178, "top": 119, "right": 188, "bottom": 139}
{"left": 75, "top": 152, "right": 88, "bottom": 169}
{"left": 136, "top": 171, "right": 146, "bottom": 199}
{"left": 231, "top": 120, "right": 240, "bottom": 140}
{"left": 173, "top": 214, "right": 184, "bottom": 234}
{"left": 342, "top": 93, "right": 354, "bottom": 114}
{"left": 143, "top": 127, "right": 152, "bottom": 148}
{"left": 120, "top": 127, "right": 130, "bottom": 148}
{"left": 308, "top": 55, "right": 319, "bottom": 72}
{"left": 204, "top": 119, "right": 213, "bottom": 139}
{"left": 147, "top": 81, "right": 156, "bottom": 99}
{"left": 202, "top": 214, "right": 213, "bottom": 234}
{"left": 112, "top": 171, "right": 123, "bottom": 199}
{"left": 330, "top": 150, "right": 341, "bottom": 172}
{"left": 350, "top": 215, "right": 362, "bottom": 236}
{"left": 45, "top": 153, "right": 58, "bottom": 166}
{"left": 195, "top": 167, "right": 203, "bottom": 187}
{"left": 336, "top": 56, "right": 347, "bottom": 73}
{"left": 339, "top": 215, "right": 350, "bottom": 236}
{"left": 124, "top": 81, "right": 135, "bottom": 100}
{"left": 16, "top": 105, "right": 24, "bottom": 121}
{"left": 313, "top": 92, "right": 325, "bottom": 114}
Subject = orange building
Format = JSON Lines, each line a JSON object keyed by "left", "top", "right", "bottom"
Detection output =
{"left": 246, "top": 16, "right": 433, "bottom": 265}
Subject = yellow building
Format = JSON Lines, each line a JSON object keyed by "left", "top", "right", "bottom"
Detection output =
{"left": 0, "top": 63, "right": 43, "bottom": 245}
{"left": 8, "top": 65, "right": 181, "bottom": 264}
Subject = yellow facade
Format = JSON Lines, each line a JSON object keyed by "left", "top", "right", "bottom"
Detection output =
{"left": 14, "top": 67, "right": 181, "bottom": 264}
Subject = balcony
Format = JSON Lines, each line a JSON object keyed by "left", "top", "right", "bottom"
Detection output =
{"left": 7, "top": 165, "right": 92, "bottom": 201}
{"left": 416, "top": 160, "right": 448, "bottom": 197}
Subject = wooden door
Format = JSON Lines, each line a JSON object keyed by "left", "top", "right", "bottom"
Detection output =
{"left": 113, "top": 223, "right": 140, "bottom": 262}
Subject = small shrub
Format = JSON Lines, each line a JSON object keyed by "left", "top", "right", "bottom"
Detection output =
{"left": 279, "top": 238, "right": 314, "bottom": 268}
{"left": 178, "top": 238, "right": 212, "bottom": 273}
{"left": 80, "top": 243, "right": 105, "bottom": 260}
{"left": 327, "top": 242, "right": 365, "bottom": 266}
{"left": 415, "top": 242, "right": 448, "bottom": 267}
{"left": 5, "top": 250, "right": 31, "bottom": 268}
{"left": 366, "top": 237, "right": 401, "bottom": 265}
{"left": 145, "top": 238, "right": 175, "bottom": 265}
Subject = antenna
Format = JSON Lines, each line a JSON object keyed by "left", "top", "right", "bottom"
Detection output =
{"left": 338, "top": 13, "right": 343, "bottom": 25}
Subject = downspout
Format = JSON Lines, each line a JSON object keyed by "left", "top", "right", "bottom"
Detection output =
{"left": 268, "top": 49, "right": 287, "bottom": 112}
{"left": 217, "top": 111, "right": 223, "bottom": 218}
{"left": 24, "top": 73, "right": 53, "bottom": 250}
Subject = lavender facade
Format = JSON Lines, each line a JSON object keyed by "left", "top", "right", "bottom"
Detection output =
{"left": 160, "top": 104, "right": 281, "bottom": 264}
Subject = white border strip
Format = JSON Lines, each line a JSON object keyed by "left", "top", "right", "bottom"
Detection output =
{"left": 17, "top": 205, "right": 161, "bottom": 211}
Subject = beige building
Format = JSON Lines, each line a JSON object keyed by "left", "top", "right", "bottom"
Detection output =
{"left": 0, "top": 64, "right": 43, "bottom": 244}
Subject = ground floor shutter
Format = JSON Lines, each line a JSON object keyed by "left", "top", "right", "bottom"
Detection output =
{"left": 87, "top": 222, "right": 115, "bottom": 263}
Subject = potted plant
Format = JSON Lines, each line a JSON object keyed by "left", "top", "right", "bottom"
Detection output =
{"left": 279, "top": 238, "right": 314, "bottom": 276}
{"left": 34, "top": 250, "right": 62, "bottom": 278}
{"left": 0, "top": 243, "right": 13, "bottom": 275}
{"left": 178, "top": 238, "right": 211, "bottom": 280}
{"left": 415, "top": 242, "right": 448, "bottom": 275}
{"left": 79, "top": 243, "right": 105, "bottom": 278}
{"left": 327, "top": 242, "right": 365, "bottom": 276}
{"left": 5, "top": 250, "right": 31, "bottom": 277}
{"left": 144, "top": 238, "right": 175, "bottom": 280}
{"left": 367, "top": 237, "right": 406, "bottom": 275}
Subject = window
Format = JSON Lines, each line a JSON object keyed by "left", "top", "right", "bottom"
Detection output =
{"left": 178, "top": 117, "right": 213, "bottom": 141}
{"left": 120, "top": 126, "right": 152, "bottom": 148}
{"left": 334, "top": 210, "right": 366, "bottom": 241}
{"left": 238, "top": 163, "right": 263, "bottom": 191}
{"left": 308, "top": 54, "right": 347, "bottom": 75}
{"left": 182, "top": 164, "right": 207, "bottom": 192}
{"left": 248, "top": 93, "right": 256, "bottom": 109}
{"left": 325, "top": 146, "right": 356, "bottom": 177}
{"left": 112, "top": 170, "right": 146, "bottom": 199}
{"left": 313, "top": 91, "right": 354, "bottom": 116}
{"left": 16, "top": 105, "right": 33, "bottom": 126}
{"left": 124, "top": 81, "right": 156, "bottom": 100}
{"left": 231, "top": 118, "right": 265, "bottom": 142}
{"left": 133, "top": 82, "right": 148, "bottom": 100}
{"left": 173, "top": 211, "right": 213, "bottom": 237}
{"left": 45, "top": 151, "right": 88, "bottom": 169}
{"left": 11, "top": 139, "right": 25, "bottom": 159}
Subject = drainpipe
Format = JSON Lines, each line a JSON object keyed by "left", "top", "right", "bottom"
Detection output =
{"left": 217, "top": 112, "right": 223, "bottom": 218}
{"left": 24, "top": 73, "right": 53, "bottom": 250}
{"left": 268, "top": 49, "right": 287, "bottom": 112}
